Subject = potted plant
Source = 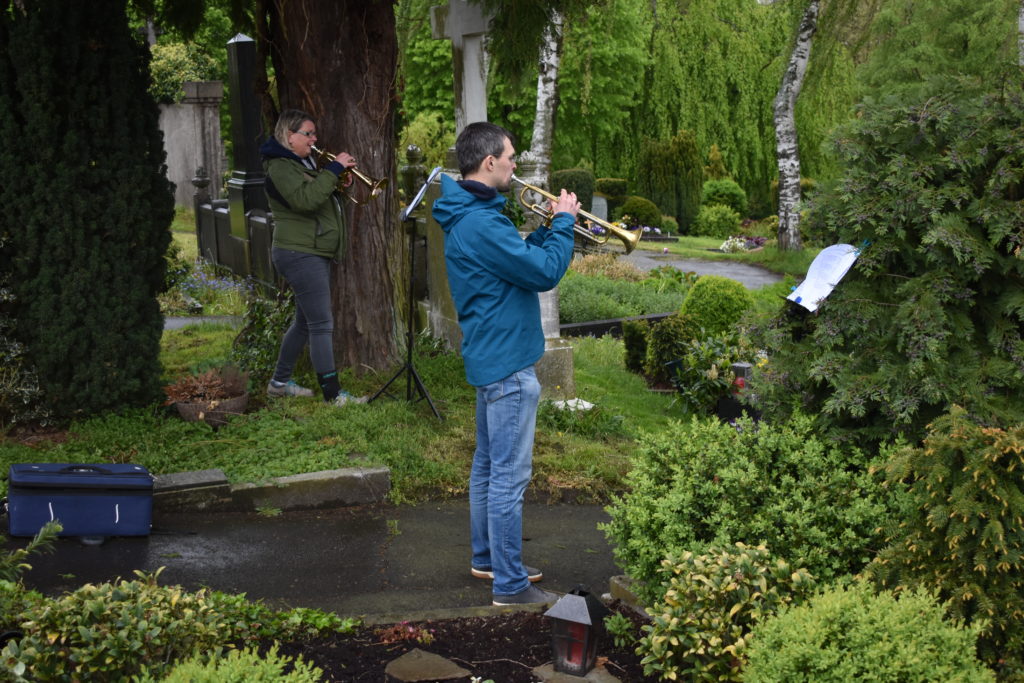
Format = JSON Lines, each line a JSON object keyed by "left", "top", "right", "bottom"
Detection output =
{"left": 163, "top": 365, "right": 249, "bottom": 428}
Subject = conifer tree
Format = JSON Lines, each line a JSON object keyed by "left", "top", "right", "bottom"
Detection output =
{"left": 751, "top": 83, "right": 1024, "bottom": 446}
{"left": 703, "top": 144, "right": 729, "bottom": 181}
{"left": 0, "top": 0, "right": 174, "bottom": 420}
{"left": 636, "top": 130, "right": 703, "bottom": 232}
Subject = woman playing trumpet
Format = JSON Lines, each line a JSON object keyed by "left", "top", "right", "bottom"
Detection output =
{"left": 258, "top": 108, "right": 365, "bottom": 406}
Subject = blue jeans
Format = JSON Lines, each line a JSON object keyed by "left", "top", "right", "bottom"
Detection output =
{"left": 469, "top": 365, "right": 541, "bottom": 597}
{"left": 271, "top": 248, "right": 335, "bottom": 379}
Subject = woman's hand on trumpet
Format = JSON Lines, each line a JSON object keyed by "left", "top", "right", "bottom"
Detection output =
{"left": 549, "top": 189, "right": 580, "bottom": 219}
{"left": 333, "top": 151, "right": 357, "bottom": 187}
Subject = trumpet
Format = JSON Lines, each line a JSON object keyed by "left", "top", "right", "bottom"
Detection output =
{"left": 311, "top": 145, "right": 388, "bottom": 205}
{"left": 511, "top": 175, "right": 641, "bottom": 254}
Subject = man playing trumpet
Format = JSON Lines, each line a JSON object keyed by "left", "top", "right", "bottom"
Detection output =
{"left": 432, "top": 122, "right": 580, "bottom": 606}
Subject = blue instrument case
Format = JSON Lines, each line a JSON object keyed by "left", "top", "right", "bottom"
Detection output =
{"left": 6, "top": 463, "right": 153, "bottom": 538}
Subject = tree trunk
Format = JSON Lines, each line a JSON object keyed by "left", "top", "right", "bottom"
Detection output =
{"left": 262, "top": 0, "right": 401, "bottom": 372}
{"left": 773, "top": 0, "right": 819, "bottom": 251}
{"left": 527, "top": 9, "right": 564, "bottom": 184}
{"left": 1019, "top": 0, "right": 1024, "bottom": 67}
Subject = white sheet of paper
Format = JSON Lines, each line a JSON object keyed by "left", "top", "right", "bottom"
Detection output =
{"left": 787, "top": 243, "right": 860, "bottom": 312}
{"left": 400, "top": 166, "right": 444, "bottom": 221}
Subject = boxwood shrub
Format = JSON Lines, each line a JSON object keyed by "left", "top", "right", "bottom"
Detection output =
{"left": 601, "top": 412, "right": 898, "bottom": 606}
{"left": 702, "top": 178, "right": 748, "bottom": 216}
{"left": 679, "top": 274, "right": 752, "bottom": 336}
{"left": 617, "top": 195, "right": 662, "bottom": 228}
{"left": 745, "top": 582, "right": 994, "bottom": 682}
{"left": 595, "top": 177, "right": 628, "bottom": 197}
{"left": 693, "top": 203, "right": 741, "bottom": 238}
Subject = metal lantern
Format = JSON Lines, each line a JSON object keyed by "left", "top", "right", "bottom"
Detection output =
{"left": 543, "top": 586, "right": 611, "bottom": 676}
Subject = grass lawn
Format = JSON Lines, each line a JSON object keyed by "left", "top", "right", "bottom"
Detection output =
{"left": 0, "top": 327, "right": 678, "bottom": 504}
{"left": 1, "top": 216, "right": 809, "bottom": 503}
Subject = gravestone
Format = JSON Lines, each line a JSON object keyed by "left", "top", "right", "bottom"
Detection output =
{"left": 159, "top": 81, "right": 224, "bottom": 207}
{"left": 225, "top": 33, "right": 267, "bottom": 277}
{"left": 430, "top": 0, "right": 490, "bottom": 132}
{"left": 425, "top": 2, "right": 575, "bottom": 399}
{"left": 517, "top": 154, "right": 574, "bottom": 400}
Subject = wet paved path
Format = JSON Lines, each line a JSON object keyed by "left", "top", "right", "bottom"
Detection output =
{"left": 8, "top": 501, "right": 618, "bottom": 621}
{"left": 621, "top": 249, "right": 783, "bottom": 290}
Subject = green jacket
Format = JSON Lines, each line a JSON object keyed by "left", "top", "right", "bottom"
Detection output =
{"left": 260, "top": 137, "right": 347, "bottom": 260}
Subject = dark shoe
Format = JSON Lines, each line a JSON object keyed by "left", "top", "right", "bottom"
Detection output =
{"left": 492, "top": 585, "right": 557, "bottom": 607}
{"left": 472, "top": 565, "right": 543, "bottom": 583}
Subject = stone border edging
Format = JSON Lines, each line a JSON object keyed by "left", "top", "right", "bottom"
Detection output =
{"left": 152, "top": 466, "right": 391, "bottom": 512}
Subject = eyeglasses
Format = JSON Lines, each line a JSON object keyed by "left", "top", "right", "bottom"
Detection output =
{"left": 293, "top": 129, "right": 317, "bottom": 138}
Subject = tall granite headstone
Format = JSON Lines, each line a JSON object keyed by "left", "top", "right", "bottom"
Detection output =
{"left": 225, "top": 33, "right": 266, "bottom": 277}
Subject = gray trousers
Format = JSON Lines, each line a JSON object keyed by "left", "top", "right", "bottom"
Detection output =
{"left": 271, "top": 247, "right": 336, "bottom": 381}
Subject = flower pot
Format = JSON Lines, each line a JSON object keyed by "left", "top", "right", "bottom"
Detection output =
{"left": 175, "top": 392, "right": 249, "bottom": 428}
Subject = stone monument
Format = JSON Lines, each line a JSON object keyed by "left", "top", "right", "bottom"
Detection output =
{"left": 430, "top": 0, "right": 490, "bottom": 132}
{"left": 425, "top": 3, "right": 575, "bottom": 399}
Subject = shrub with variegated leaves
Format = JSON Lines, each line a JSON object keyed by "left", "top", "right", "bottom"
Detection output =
{"left": 637, "top": 543, "right": 814, "bottom": 682}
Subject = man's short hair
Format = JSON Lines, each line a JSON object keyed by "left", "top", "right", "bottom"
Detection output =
{"left": 274, "top": 109, "right": 315, "bottom": 147}
{"left": 455, "top": 122, "right": 514, "bottom": 177}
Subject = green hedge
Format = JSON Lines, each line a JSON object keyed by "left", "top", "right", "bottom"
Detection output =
{"left": 595, "top": 177, "right": 628, "bottom": 196}
{"left": 745, "top": 582, "right": 994, "bottom": 682}
{"left": 551, "top": 167, "right": 595, "bottom": 212}
{"left": 558, "top": 272, "right": 685, "bottom": 324}
{"left": 679, "top": 274, "right": 752, "bottom": 336}
{"left": 867, "top": 407, "right": 1024, "bottom": 674}
{"left": 617, "top": 195, "right": 662, "bottom": 228}
{"left": 702, "top": 178, "right": 748, "bottom": 216}
{"left": 601, "top": 412, "right": 897, "bottom": 606}
{"left": 693, "top": 203, "right": 741, "bottom": 238}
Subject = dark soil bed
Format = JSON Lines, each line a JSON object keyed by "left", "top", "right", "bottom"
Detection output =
{"left": 268, "top": 604, "right": 649, "bottom": 681}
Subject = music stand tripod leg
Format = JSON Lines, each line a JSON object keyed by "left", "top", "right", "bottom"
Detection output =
{"left": 368, "top": 207, "right": 443, "bottom": 420}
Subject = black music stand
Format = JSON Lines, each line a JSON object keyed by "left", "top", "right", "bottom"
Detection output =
{"left": 368, "top": 167, "right": 444, "bottom": 420}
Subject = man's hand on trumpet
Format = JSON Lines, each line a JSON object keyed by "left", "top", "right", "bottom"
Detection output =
{"left": 549, "top": 189, "right": 581, "bottom": 219}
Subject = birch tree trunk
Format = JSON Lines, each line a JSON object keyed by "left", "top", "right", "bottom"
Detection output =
{"left": 773, "top": 0, "right": 819, "bottom": 251}
{"left": 262, "top": 0, "right": 401, "bottom": 371}
{"left": 525, "top": 9, "right": 564, "bottom": 187}
{"left": 1019, "top": 0, "right": 1024, "bottom": 66}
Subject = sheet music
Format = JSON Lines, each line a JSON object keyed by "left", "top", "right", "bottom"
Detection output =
{"left": 401, "top": 166, "right": 444, "bottom": 221}
{"left": 787, "top": 243, "right": 860, "bottom": 312}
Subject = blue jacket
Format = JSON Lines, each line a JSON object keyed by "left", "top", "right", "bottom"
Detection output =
{"left": 432, "top": 174, "right": 575, "bottom": 386}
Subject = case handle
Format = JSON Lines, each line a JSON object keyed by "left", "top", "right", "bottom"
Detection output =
{"left": 59, "top": 465, "right": 113, "bottom": 474}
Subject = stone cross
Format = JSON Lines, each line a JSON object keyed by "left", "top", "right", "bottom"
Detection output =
{"left": 431, "top": 0, "right": 490, "bottom": 132}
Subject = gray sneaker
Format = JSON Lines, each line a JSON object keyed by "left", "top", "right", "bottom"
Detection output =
{"left": 492, "top": 584, "right": 558, "bottom": 607}
{"left": 267, "top": 380, "right": 315, "bottom": 398}
{"left": 332, "top": 391, "right": 368, "bottom": 407}
{"left": 472, "top": 565, "right": 543, "bottom": 583}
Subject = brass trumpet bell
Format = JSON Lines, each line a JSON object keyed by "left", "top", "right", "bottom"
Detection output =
{"left": 511, "top": 175, "right": 641, "bottom": 254}
{"left": 311, "top": 145, "right": 388, "bottom": 205}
